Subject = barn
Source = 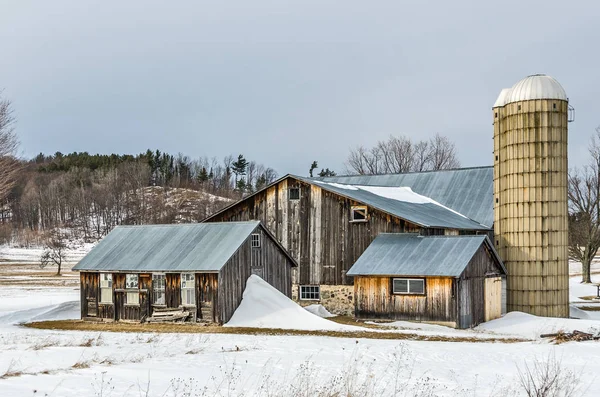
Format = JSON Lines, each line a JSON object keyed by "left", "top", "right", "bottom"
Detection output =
{"left": 348, "top": 233, "right": 506, "bottom": 328}
{"left": 73, "top": 221, "right": 297, "bottom": 324}
{"left": 205, "top": 167, "right": 493, "bottom": 303}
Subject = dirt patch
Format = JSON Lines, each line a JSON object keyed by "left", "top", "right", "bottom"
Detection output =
{"left": 24, "top": 320, "right": 527, "bottom": 344}
{"left": 578, "top": 305, "right": 600, "bottom": 311}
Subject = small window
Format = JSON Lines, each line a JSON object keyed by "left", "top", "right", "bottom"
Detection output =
{"left": 289, "top": 187, "right": 300, "bottom": 200}
{"left": 299, "top": 285, "right": 320, "bottom": 300}
{"left": 181, "top": 273, "right": 196, "bottom": 305}
{"left": 495, "top": 155, "right": 498, "bottom": 161}
{"left": 251, "top": 233, "right": 261, "bottom": 248}
{"left": 518, "top": 105, "right": 521, "bottom": 110}
{"left": 496, "top": 197, "right": 499, "bottom": 203}
{"left": 494, "top": 112, "right": 498, "bottom": 118}
{"left": 350, "top": 206, "right": 368, "bottom": 222}
{"left": 126, "top": 274, "right": 139, "bottom": 305}
{"left": 100, "top": 273, "right": 113, "bottom": 304}
{"left": 553, "top": 103, "right": 556, "bottom": 109}
{"left": 153, "top": 274, "right": 166, "bottom": 305}
{"left": 392, "top": 278, "right": 425, "bottom": 295}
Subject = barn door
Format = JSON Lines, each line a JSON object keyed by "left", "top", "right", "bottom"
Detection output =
{"left": 484, "top": 277, "right": 502, "bottom": 321}
{"left": 459, "top": 281, "right": 472, "bottom": 328}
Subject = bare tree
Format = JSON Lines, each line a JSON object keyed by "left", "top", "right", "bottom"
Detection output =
{"left": 0, "top": 93, "right": 20, "bottom": 202}
{"left": 40, "top": 230, "right": 69, "bottom": 275}
{"left": 345, "top": 134, "right": 460, "bottom": 175}
{"left": 428, "top": 133, "right": 460, "bottom": 170}
{"left": 568, "top": 126, "right": 600, "bottom": 283}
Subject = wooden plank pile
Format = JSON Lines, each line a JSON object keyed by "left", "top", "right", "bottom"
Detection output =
{"left": 146, "top": 307, "right": 190, "bottom": 323}
{"left": 540, "top": 330, "right": 600, "bottom": 344}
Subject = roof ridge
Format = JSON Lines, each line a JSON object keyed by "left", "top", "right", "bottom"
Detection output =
{"left": 310, "top": 165, "right": 492, "bottom": 179}
{"left": 116, "top": 221, "right": 260, "bottom": 228}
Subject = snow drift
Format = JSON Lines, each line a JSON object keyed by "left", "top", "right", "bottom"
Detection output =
{"left": 225, "top": 275, "right": 359, "bottom": 331}
{"left": 0, "top": 300, "right": 79, "bottom": 325}
{"left": 304, "top": 304, "right": 336, "bottom": 318}
{"left": 476, "top": 311, "right": 600, "bottom": 339}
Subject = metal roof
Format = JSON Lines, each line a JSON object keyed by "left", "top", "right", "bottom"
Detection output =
{"left": 73, "top": 221, "right": 279, "bottom": 272}
{"left": 311, "top": 166, "right": 493, "bottom": 228}
{"left": 496, "top": 74, "right": 567, "bottom": 107}
{"left": 347, "top": 234, "right": 505, "bottom": 277}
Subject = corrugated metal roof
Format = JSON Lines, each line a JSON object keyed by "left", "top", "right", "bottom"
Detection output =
{"left": 347, "top": 234, "right": 504, "bottom": 277}
{"left": 73, "top": 221, "right": 262, "bottom": 272}
{"left": 311, "top": 166, "right": 493, "bottom": 228}
{"left": 293, "top": 176, "right": 488, "bottom": 230}
{"left": 504, "top": 74, "right": 567, "bottom": 105}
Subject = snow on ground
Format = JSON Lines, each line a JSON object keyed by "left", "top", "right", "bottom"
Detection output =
{"left": 1, "top": 289, "right": 600, "bottom": 396}
{"left": 225, "top": 275, "right": 360, "bottom": 331}
{"left": 303, "top": 304, "right": 336, "bottom": 318}
{"left": 0, "top": 242, "right": 95, "bottom": 264}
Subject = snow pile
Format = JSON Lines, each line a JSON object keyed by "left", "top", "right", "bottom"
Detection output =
{"left": 225, "top": 276, "right": 360, "bottom": 331}
{"left": 476, "top": 311, "right": 600, "bottom": 339}
{"left": 304, "top": 304, "right": 336, "bottom": 318}
{"left": 0, "top": 300, "right": 79, "bottom": 325}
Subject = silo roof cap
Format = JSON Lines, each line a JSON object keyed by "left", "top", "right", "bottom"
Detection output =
{"left": 504, "top": 74, "right": 567, "bottom": 105}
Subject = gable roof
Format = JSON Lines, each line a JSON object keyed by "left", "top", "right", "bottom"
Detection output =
{"left": 292, "top": 175, "right": 489, "bottom": 231}
{"left": 347, "top": 233, "right": 505, "bottom": 277}
{"left": 73, "top": 221, "right": 297, "bottom": 272}
{"left": 315, "top": 167, "right": 493, "bottom": 227}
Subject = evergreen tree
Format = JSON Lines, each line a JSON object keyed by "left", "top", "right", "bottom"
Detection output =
{"left": 318, "top": 168, "right": 336, "bottom": 177}
{"left": 309, "top": 161, "right": 318, "bottom": 177}
{"left": 231, "top": 154, "right": 248, "bottom": 186}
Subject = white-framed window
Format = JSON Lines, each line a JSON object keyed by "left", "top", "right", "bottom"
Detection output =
{"left": 251, "top": 233, "right": 261, "bottom": 248}
{"left": 350, "top": 206, "right": 368, "bottom": 222}
{"left": 181, "top": 273, "right": 196, "bottom": 305}
{"left": 153, "top": 273, "right": 166, "bottom": 305}
{"left": 289, "top": 187, "right": 300, "bottom": 200}
{"left": 99, "top": 273, "right": 113, "bottom": 304}
{"left": 126, "top": 274, "right": 140, "bottom": 305}
{"left": 299, "top": 285, "right": 320, "bottom": 300}
{"left": 392, "top": 278, "right": 425, "bottom": 295}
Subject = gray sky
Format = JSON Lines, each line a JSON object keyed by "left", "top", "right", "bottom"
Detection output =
{"left": 1, "top": 0, "right": 599, "bottom": 176}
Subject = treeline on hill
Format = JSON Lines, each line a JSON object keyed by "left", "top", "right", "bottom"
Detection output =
{"left": 3, "top": 150, "right": 277, "bottom": 241}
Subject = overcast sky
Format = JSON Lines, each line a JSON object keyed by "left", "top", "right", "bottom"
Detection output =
{"left": 1, "top": 1, "right": 599, "bottom": 176}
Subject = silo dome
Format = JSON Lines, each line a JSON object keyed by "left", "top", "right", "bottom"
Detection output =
{"left": 504, "top": 74, "right": 567, "bottom": 104}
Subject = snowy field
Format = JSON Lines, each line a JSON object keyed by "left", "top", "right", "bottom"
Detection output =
{"left": 0, "top": 269, "right": 600, "bottom": 395}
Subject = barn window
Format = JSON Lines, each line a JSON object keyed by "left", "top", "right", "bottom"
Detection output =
{"left": 553, "top": 103, "right": 556, "bottom": 109}
{"left": 289, "top": 187, "right": 300, "bottom": 200}
{"left": 299, "top": 285, "right": 320, "bottom": 300}
{"left": 99, "top": 273, "right": 113, "bottom": 303}
{"left": 350, "top": 206, "right": 368, "bottom": 222}
{"left": 153, "top": 274, "right": 166, "bottom": 305}
{"left": 392, "top": 278, "right": 425, "bottom": 295}
{"left": 125, "top": 274, "right": 139, "bottom": 305}
{"left": 181, "top": 273, "right": 196, "bottom": 305}
{"left": 251, "top": 233, "right": 261, "bottom": 248}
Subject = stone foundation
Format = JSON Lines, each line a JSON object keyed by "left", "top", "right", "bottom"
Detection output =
{"left": 292, "top": 284, "right": 354, "bottom": 316}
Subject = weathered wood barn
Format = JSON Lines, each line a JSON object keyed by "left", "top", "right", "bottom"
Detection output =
{"left": 348, "top": 234, "right": 506, "bottom": 328}
{"left": 73, "top": 221, "right": 296, "bottom": 324}
{"left": 205, "top": 167, "right": 494, "bottom": 300}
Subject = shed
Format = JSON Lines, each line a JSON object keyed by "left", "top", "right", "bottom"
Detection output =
{"left": 73, "top": 221, "right": 297, "bottom": 324}
{"left": 348, "top": 233, "right": 506, "bottom": 328}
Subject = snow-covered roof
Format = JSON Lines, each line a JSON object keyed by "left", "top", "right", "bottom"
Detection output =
{"left": 494, "top": 74, "right": 567, "bottom": 107}
{"left": 298, "top": 177, "right": 489, "bottom": 231}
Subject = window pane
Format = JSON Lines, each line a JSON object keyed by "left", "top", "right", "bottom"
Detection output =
{"left": 289, "top": 188, "right": 300, "bottom": 200}
{"left": 126, "top": 274, "right": 138, "bottom": 288}
{"left": 409, "top": 279, "right": 425, "bottom": 294}
{"left": 100, "top": 288, "right": 112, "bottom": 303}
{"left": 393, "top": 279, "right": 408, "bottom": 293}
{"left": 127, "top": 292, "right": 139, "bottom": 305}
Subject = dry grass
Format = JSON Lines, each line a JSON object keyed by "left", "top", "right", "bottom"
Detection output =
{"left": 577, "top": 295, "right": 600, "bottom": 301}
{"left": 24, "top": 320, "right": 527, "bottom": 343}
{"left": 577, "top": 305, "right": 600, "bottom": 311}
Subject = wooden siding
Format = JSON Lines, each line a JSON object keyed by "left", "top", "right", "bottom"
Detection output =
{"left": 209, "top": 178, "right": 418, "bottom": 285}
{"left": 197, "top": 273, "right": 218, "bottom": 322}
{"left": 80, "top": 272, "right": 99, "bottom": 319}
{"left": 354, "top": 276, "right": 456, "bottom": 324}
{"left": 218, "top": 225, "right": 294, "bottom": 324}
{"left": 457, "top": 244, "right": 506, "bottom": 328}
{"left": 165, "top": 273, "right": 182, "bottom": 309}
